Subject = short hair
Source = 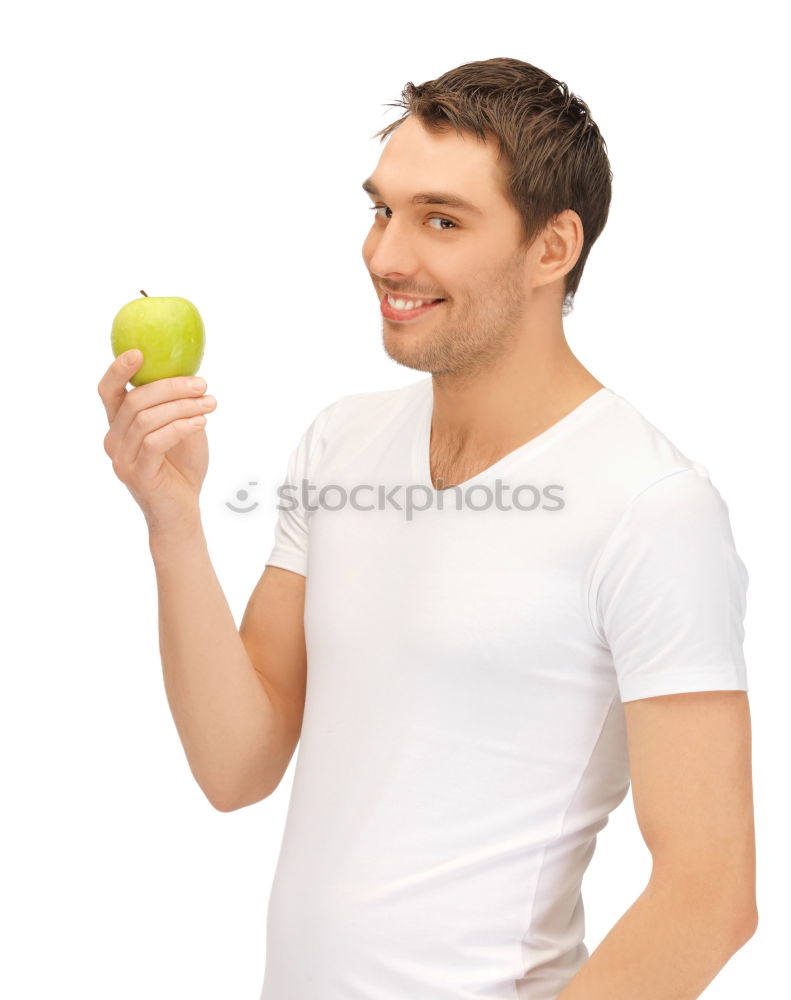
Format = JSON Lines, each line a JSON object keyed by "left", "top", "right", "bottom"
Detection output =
{"left": 372, "top": 57, "right": 613, "bottom": 316}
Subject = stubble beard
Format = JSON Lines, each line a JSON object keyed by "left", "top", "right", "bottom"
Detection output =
{"left": 381, "top": 256, "right": 528, "bottom": 380}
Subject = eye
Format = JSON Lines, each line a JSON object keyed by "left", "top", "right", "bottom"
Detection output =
{"left": 368, "top": 205, "right": 458, "bottom": 230}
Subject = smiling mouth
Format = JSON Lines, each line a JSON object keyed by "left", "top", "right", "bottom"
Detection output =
{"left": 380, "top": 293, "right": 446, "bottom": 322}
{"left": 383, "top": 295, "right": 445, "bottom": 306}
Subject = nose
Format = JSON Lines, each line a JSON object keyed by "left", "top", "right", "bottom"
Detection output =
{"left": 363, "top": 214, "right": 422, "bottom": 281}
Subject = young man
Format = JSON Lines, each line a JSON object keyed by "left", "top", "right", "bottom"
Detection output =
{"left": 258, "top": 61, "right": 755, "bottom": 1000}
{"left": 99, "top": 57, "right": 757, "bottom": 1000}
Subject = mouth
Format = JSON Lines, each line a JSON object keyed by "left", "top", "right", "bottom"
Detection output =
{"left": 380, "top": 291, "right": 446, "bottom": 323}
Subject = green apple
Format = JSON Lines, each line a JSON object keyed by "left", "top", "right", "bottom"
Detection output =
{"left": 111, "top": 290, "right": 205, "bottom": 387}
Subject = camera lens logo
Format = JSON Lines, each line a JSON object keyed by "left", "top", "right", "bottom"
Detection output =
{"left": 225, "top": 481, "right": 259, "bottom": 513}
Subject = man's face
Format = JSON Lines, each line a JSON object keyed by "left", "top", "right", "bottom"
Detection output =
{"left": 361, "top": 115, "right": 539, "bottom": 377}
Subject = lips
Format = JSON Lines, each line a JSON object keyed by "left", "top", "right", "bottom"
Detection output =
{"left": 382, "top": 291, "right": 442, "bottom": 303}
{"left": 380, "top": 292, "right": 445, "bottom": 322}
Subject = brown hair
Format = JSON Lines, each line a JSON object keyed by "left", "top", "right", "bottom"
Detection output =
{"left": 371, "top": 57, "right": 613, "bottom": 316}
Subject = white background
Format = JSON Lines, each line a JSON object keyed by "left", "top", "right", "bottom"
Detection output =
{"left": 1, "top": 1, "right": 786, "bottom": 996}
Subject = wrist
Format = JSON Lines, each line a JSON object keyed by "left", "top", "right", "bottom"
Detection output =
{"left": 146, "top": 509, "right": 204, "bottom": 549}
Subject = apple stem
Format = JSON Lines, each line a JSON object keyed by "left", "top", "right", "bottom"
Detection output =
{"left": 140, "top": 289, "right": 148, "bottom": 297}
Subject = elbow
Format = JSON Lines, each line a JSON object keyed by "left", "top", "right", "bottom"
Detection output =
{"left": 714, "top": 897, "right": 759, "bottom": 952}
{"left": 724, "top": 887, "right": 759, "bottom": 948}
{"left": 733, "top": 905, "right": 759, "bottom": 947}
{"left": 210, "top": 795, "right": 239, "bottom": 813}
{"left": 649, "top": 868, "right": 758, "bottom": 951}
{"left": 206, "top": 787, "right": 251, "bottom": 812}
{"left": 202, "top": 782, "right": 246, "bottom": 813}
{"left": 206, "top": 782, "right": 275, "bottom": 813}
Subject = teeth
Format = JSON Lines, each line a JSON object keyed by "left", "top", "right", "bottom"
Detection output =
{"left": 387, "top": 294, "right": 433, "bottom": 310}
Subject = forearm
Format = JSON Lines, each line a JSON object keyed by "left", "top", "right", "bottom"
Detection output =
{"left": 555, "top": 875, "right": 754, "bottom": 1000}
{"left": 148, "top": 514, "right": 282, "bottom": 809}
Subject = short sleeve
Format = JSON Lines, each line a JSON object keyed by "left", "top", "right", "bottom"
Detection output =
{"left": 265, "top": 402, "right": 335, "bottom": 577}
{"left": 589, "top": 468, "right": 749, "bottom": 703}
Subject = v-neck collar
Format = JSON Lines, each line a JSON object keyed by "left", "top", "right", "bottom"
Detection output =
{"left": 410, "top": 377, "right": 614, "bottom": 490}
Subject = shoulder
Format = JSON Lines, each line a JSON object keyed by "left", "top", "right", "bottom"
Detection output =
{"left": 322, "top": 377, "right": 427, "bottom": 425}
{"left": 306, "top": 376, "right": 428, "bottom": 454}
{"left": 296, "top": 375, "right": 431, "bottom": 470}
{"left": 590, "top": 388, "right": 713, "bottom": 503}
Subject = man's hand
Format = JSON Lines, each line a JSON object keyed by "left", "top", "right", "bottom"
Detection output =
{"left": 98, "top": 350, "right": 217, "bottom": 531}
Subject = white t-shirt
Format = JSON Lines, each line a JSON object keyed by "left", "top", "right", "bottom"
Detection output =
{"left": 259, "top": 376, "right": 749, "bottom": 1000}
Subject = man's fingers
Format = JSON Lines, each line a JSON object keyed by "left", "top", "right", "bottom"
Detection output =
{"left": 134, "top": 415, "right": 207, "bottom": 482}
{"left": 114, "top": 394, "right": 215, "bottom": 468}
{"left": 97, "top": 350, "right": 143, "bottom": 424}
{"left": 105, "top": 372, "right": 208, "bottom": 460}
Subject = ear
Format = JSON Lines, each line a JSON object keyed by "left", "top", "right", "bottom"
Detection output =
{"left": 535, "top": 209, "right": 584, "bottom": 289}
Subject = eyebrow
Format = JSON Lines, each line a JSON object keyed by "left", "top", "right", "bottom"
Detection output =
{"left": 361, "top": 177, "right": 483, "bottom": 217}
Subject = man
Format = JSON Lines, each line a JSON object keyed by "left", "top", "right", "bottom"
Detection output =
{"left": 99, "top": 57, "right": 757, "bottom": 1000}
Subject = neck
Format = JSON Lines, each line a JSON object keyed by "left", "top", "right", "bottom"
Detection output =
{"left": 429, "top": 331, "right": 603, "bottom": 455}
